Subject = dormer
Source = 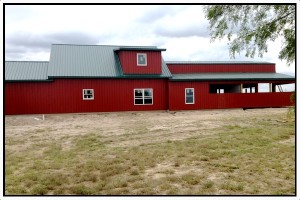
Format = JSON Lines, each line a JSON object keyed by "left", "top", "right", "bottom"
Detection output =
{"left": 115, "top": 47, "right": 166, "bottom": 75}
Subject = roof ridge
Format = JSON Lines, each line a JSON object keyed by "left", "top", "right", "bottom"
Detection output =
{"left": 52, "top": 44, "right": 157, "bottom": 48}
{"left": 165, "top": 61, "right": 274, "bottom": 64}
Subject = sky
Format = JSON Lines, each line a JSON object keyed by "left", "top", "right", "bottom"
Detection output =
{"left": 5, "top": 4, "right": 295, "bottom": 76}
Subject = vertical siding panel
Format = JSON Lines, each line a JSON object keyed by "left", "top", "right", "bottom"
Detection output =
{"left": 5, "top": 79, "right": 168, "bottom": 115}
{"left": 5, "top": 79, "right": 292, "bottom": 115}
{"left": 118, "top": 51, "right": 162, "bottom": 74}
{"left": 167, "top": 64, "right": 275, "bottom": 74}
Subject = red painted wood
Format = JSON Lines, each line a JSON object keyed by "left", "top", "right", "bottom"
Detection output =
{"left": 167, "top": 64, "right": 276, "bottom": 74}
{"left": 168, "top": 82, "right": 293, "bottom": 110}
{"left": 118, "top": 51, "right": 162, "bottom": 74}
{"left": 5, "top": 79, "right": 168, "bottom": 115}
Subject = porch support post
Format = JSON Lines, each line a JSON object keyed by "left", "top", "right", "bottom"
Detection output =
{"left": 272, "top": 83, "right": 276, "bottom": 92}
{"left": 269, "top": 83, "right": 273, "bottom": 92}
{"left": 240, "top": 83, "right": 243, "bottom": 93}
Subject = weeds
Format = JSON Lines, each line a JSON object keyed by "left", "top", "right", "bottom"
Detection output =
{"left": 5, "top": 109, "right": 295, "bottom": 195}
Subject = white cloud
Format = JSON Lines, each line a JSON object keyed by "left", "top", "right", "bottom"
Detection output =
{"left": 153, "top": 6, "right": 209, "bottom": 38}
{"left": 4, "top": 4, "right": 295, "bottom": 75}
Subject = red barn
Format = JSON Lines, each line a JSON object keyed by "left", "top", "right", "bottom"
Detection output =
{"left": 5, "top": 44, "right": 295, "bottom": 115}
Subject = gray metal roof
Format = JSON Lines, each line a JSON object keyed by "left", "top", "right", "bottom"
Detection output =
{"left": 5, "top": 61, "right": 49, "bottom": 81}
{"left": 48, "top": 44, "right": 171, "bottom": 78}
{"left": 170, "top": 73, "right": 295, "bottom": 81}
{"left": 166, "top": 61, "right": 275, "bottom": 65}
{"left": 7, "top": 44, "right": 293, "bottom": 82}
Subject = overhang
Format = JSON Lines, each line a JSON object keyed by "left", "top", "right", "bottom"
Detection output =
{"left": 114, "top": 47, "right": 166, "bottom": 52}
{"left": 166, "top": 61, "right": 275, "bottom": 65}
{"left": 170, "top": 73, "right": 295, "bottom": 82}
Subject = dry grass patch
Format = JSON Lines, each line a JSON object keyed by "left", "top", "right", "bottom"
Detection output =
{"left": 5, "top": 108, "right": 295, "bottom": 195}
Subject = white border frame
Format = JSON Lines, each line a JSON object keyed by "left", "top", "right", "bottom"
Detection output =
{"left": 134, "top": 88, "right": 153, "bottom": 105}
{"left": 83, "top": 89, "right": 94, "bottom": 100}
{"left": 137, "top": 53, "right": 147, "bottom": 66}
{"left": 185, "top": 88, "right": 194, "bottom": 104}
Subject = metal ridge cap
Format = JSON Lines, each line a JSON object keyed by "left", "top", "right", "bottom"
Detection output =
{"left": 51, "top": 44, "right": 158, "bottom": 48}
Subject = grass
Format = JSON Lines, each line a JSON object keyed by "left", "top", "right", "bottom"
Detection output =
{"left": 5, "top": 109, "right": 295, "bottom": 195}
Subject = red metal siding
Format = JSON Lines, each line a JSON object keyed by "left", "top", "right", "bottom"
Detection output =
{"left": 169, "top": 82, "right": 293, "bottom": 110}
{"left": 167, "top": 64, "right": 276, "bottom": 74}
{"left": 118, "top": 51, "right": 162, "bottom": 74}
{"left": 5, "top": 79, "right": 168, "bottom": 115}
{"left": 5, "top": 79, "right": 293, "bottom": 115}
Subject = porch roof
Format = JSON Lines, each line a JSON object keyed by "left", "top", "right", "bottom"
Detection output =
{"left": 170, "top": 73, "right": 295, "bottom": 81}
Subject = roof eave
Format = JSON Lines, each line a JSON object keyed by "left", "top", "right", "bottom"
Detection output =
{"left": 114, "top": 48, "right": 166, "bottom": 52}
{"left": 5, "top": 79, "right": 53, "bottom": 83}
{"left": 166, "top": 62, "right": 275, "bottom": 65}
{"left": 170, "top": 78, "right": 295, "bottom": 82}
{"left": 48, "top": 76, "right": 171, "bottom": 79}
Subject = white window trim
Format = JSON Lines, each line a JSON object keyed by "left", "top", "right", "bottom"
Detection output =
{"left": 83, "top": 89, "right": 94, "bottom": 100}
{"left": 185, "top": 88, "right": 194, "bottom": 104}
{"left": 137, "top": 53, "right": 147, "bottom": 66}
{"left": 134, "top": 88, "right": 153, "bottom": 105}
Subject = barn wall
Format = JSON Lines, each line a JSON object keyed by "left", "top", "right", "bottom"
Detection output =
{"left": 5, "top": 79, "right": 294, "bottom": 115}
{"left": 5, "top": 79, "right": 168, "bottom": 115}
{"left": 169, "top": 81, "right": 293, "bottom": 110}
{"left": 118, "top": 51, "right": 162, "bottom": 74}
{"left": 167, "top": 64, "right": 276, "bottom": 74}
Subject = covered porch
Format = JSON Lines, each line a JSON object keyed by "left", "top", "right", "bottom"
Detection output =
{"left": 209, "top": 82, "right": 294, "bottom": 94}
{"left": 170, "top": 72, "right": 295, "bottom": 110}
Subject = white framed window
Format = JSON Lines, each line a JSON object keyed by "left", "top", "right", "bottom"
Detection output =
{"left": 83, "top": 89, "right": 94, "bottom": 100}
{"left": 185, "top": 88, "right": 194, "bottom": 104}
{"left": 134, "top": 89, "right": 153, "bottom": 105}
{"left": 137, "top": 53, "right": 147, "bottom": 66}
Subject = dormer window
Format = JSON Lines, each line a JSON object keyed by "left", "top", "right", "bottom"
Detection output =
{"left": 137, "top": 53, "right": 147, "bottom": 66}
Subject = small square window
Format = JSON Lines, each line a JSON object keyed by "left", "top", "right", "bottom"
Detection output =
{"left": 185, "top": 88, "right": 194, "bottom": 104}
{"left": 137, "top": 53, "right": 147, "bottom": 66}
{"left": 83, "top": 89, "right": 94, "bottom": 100}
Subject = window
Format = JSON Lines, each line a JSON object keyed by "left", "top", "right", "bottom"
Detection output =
{"left": 83, "top": 89, "right": 94, "bottom": 100}
{"left": 134, "top": 89, "right": 153, "bottom": 105}
{"left": 185, "top": 88, "right": 194, "bottom": 104}
{"left": 137, "top": 53, "right": 147, "bottom": 66}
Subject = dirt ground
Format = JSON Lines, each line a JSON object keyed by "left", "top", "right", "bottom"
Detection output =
{"left": 5, "top": 108, "right": 292, "bottom": 150}
{"left": 5, "top": 108, "right": 295, "bottom": 195}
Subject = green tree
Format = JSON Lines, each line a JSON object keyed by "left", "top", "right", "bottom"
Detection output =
{"left": 203, "top": 5, "right": 295, "bottom": 65}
